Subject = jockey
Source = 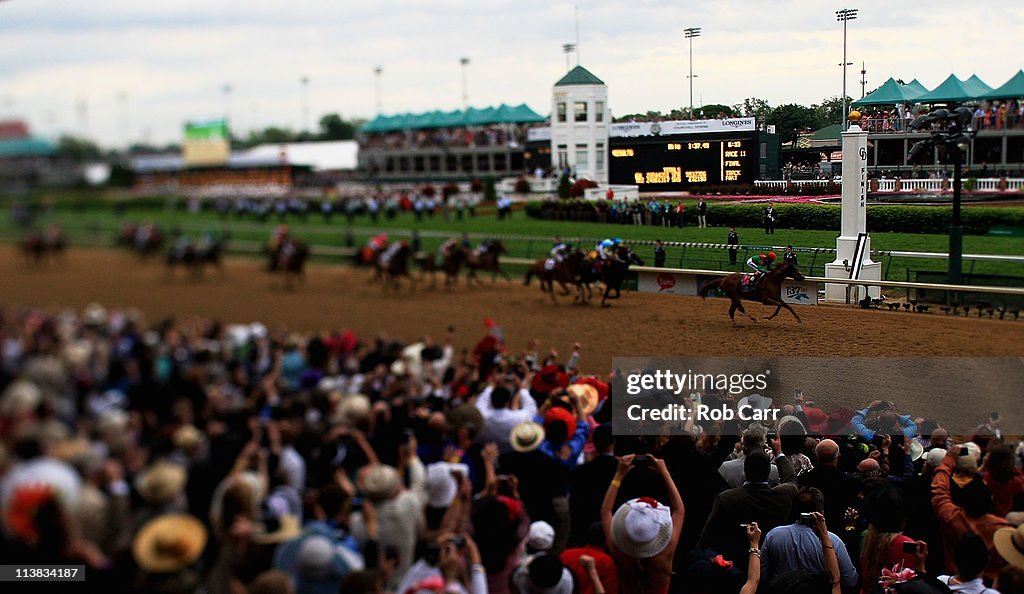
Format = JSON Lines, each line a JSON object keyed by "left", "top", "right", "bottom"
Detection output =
{"left": 268, "top": 224, "right": 289, "bottom": 253}
{"left": 368, "top": 232, "right": 389, "bottom": 251}
{"left": 596, "top": 238, "right": 622, "bottom": 261}
{"left": 550, "top": 237, "right": 570, "bottom": 263}
{"left": 746, "top": 251, "right": 776, "bottom": 287}
{"left": 379, "top": 240, "right": 404, "bottom": 267}
{"left": 439, "top": 238, "right": 458, "bottom": 258}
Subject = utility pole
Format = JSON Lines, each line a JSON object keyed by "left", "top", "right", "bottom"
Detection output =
{"left": 836, "top": 8, "right": 858, "bottom": 129}
{"left": 684, "top": 27, "right": 701, "bottom": 119}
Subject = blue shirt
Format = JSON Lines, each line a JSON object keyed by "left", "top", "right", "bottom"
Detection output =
{"left": 851, "top": 408, "right": 918, "bottom": 441}
{"left": 761, "top": 523, "right": 859, "bottom": 590}
{"left": 534, "top": 419, "right": 590, "bottom": 469}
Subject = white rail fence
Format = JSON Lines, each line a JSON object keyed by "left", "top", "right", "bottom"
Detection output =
{"left": 754, "top": 178, "right": 1024, "bottom": 193}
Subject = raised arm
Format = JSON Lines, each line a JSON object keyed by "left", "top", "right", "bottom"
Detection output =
{"left": 739, "top": 522, "right": 763, "bottom": 594}
{"left": 810, "top": 512, "right": 842, "bottom": 594}
{"left": 601, "top": 454, "right": 635, "bottom": 556}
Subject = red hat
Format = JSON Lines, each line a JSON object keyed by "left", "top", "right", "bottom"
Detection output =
{"left": 483, "top": 318, "right": 497, "bottom": 328}
{"left": 532, "top": 364, "right": 570, "bottom": 393}
{"left": 575, "top": 376, "right": 609, "bottom": 401}
{"left": 544, "top": 407, "right": 576, "bottom": 436}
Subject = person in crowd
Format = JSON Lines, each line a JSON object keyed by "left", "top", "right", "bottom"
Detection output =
{"left": 601, "top": 454, "right": 685, "bottom": 594}
{"left": 784, "top": 245, "right": 799, "bottom": 267}
{"left": 697, "top": 198, "right": 708, "bottom": 228}
{"left": 728, "top": 227, "right": 740, "bottom": 266}
{"left": 653, "top": 240, "right": 666, "bottom": 268}
{"left": 764, "top": 204, "right": 776, "bottom": 234}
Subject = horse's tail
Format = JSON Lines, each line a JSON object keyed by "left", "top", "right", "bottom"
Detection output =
{"left": 698, "top": 278, "right": 723, "bottom": 300}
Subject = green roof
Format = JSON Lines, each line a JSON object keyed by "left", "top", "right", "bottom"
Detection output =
{"left": 360, "top": 103, "right": 545, "bottom": 133}
{"left": 982, "top": 70, "right": 1024, "bottom": 100}
{"left": 904, "top": 79, "right": 929, "bottom": 96}
{"left": 0, "top": 137, "right": 56, "bottom": 159}
{"left": 811, "top": 123, "right": 842, "bottom": 141}
{"left": 852, "top": 77, "right": 927, "bottom": 107}
{"left": 916, "top": 74, "right": 978, "bottom": 103}
{"left": 554, "top": 65, "right": 604, "bottom": 86}
{"left": 962, "top": 75, "right": 993, "bottom": 97}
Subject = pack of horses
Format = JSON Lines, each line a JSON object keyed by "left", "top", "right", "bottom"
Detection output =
{"left": 355, "top": 239, "right": 511, "bottom": 293}
{"left": 115, "top": 223, "right": 165, "bottom": 259}
{"left": 165, "top": 236, "right": 229, "bottom": 276}
{"left": 20, "top": 226, "right": 67, "bottom": 265}
{"left": 264, "top": 237, "right": 310, "bottom": 288}
{"left": 525, "top": 244, "right": 645, "bottom": 307}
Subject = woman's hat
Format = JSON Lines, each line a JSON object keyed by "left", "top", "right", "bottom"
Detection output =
{"left": 995, "top": 524, "right": 1024, "bottom": 570}
{"left": 611, "top": 497, "right": 673, "bottom": 559}
{"left": 424, "top": 461, "right": 468, "bottom": 508}
{"left": 359, "top": 465, "right": 401, "bottom": 500}
{"left": 132, "top": 513, "right": 208, "bottom": 573}
{"left": 136, "top": 462, "right": 187, "bottom": 507}
{"left": 274, "top": 531, "right": 352, "bottom": 594}
{"left": 566, "top": 383, "right": 599, "bottom": 417}
{"left": 510, "top": 422, "right": 545, "bottom": 453}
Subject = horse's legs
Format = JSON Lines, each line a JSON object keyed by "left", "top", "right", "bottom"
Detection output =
{"left": 735, "top": 299, "right": 757, "bottom": 322}
{"left": 601, "top": 285, "right": 612, "bottom": 307}
{"left": 764, "top": 298, "right": 802, "bottom": 322}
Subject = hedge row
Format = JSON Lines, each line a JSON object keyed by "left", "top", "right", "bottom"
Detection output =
{"left": 525, "top": 200, "right": 1024, "bottom": 235}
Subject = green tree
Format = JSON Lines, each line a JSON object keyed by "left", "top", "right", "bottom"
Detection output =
{"left": 242, "top": 127, "right": 296, "bottom": 148}
{"left": 57, "top": 135, "right": 101, "bottom": 162}
{"left": 696, "top": 103, "right": 736, "bottom": 118}
{"left": 734, "top": 98, "right": 772, "bottom": 123}
{"left": 317, "top": 113, "right": 357, "bottom": 140}
{"left": 812, "top": 96, "right": 850, "bottom": 127}
{"left": 766, "top": 104, "right": 821, "bottom": 144}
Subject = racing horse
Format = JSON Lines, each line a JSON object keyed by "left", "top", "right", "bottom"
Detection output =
{"left": 376, "top": 241, "right": 415, "bottom": 293}
{"left": 524, "top": 249, "right": 585, "bottom": 304}
{"left": 266, "top": 238, "right": 310, "bottom": 289}
{"left": 21, "top": 225, "right": 67, "bottom": 264}
{"left": 465, "top": 240, "right": 510, "bottom": 285}
{"left": 594, "top": 244, "right": 644, "bottom": 307}
{"left": 166, "top": 236, "right": 229, "bottom": 277}
{"left": 697, "top": 261, "right": 805, "bottom": 323}
{"left": 416, "top": 244, "right": 466, "bottom": 289}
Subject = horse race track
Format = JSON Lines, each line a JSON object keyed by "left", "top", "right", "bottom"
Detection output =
{"left": 3, "top": 246, "right": 1022, "bottom": 429}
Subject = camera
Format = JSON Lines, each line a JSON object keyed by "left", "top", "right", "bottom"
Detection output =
{"left": 633, "top": 454, "right": 653, "bottom": 467}
{"left": 960, "top": 446, "right": 970, "bottom": 457}
{"left": 902, "top": 541, "right": 918, "bottom": 554}
{"left": 800, "top": 513, "right": 816, "bottom": 527}
{"left": 450, "top": 536, "right": 467, "bottom": 548}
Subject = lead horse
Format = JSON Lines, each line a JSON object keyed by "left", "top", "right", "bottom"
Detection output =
{"left": 595, "top": 245, "right": 644, "bottom": 307}
{"left": 698, "top": 261, "right": 805, "bottom": 323}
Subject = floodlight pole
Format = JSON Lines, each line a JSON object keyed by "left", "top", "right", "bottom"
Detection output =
{"left": 374, "top": 67, "right": 383, "bottom": 115}
{"left": 837, "top": 9, "right": 857, "bottom": 130}
{"left": 684, "top": 27, "right": 701, "bottom": 119}
{"left": 460, "top": 57, "right": 470, "bottom": 110}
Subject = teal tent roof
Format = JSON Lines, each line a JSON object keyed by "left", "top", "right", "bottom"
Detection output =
{"left": 904, "top": 79, "right": 929, "bottom": 96}
{"left": 962, "top": 75, "right": 993, "bottom": 97}
{"left": 915, "top": 74, "right": 978, "bottom": 103}
{"left": 554, "top": 65, "right": 605, "bottom": 86}
{"left": 982, "top": 70, "right": 1024, "bottom": 100}
{"left": 0, "top": 137, "right": 57, "bottom": 158}
{"left": 852, "top": 78, "right": 926, "bottom": 106}
{"left": 361, "top": 103, "right": 545, "bottom": 133}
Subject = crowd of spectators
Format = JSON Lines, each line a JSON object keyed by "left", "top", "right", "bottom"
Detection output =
{"left": 359, "top": 125, "right": 532, "bottom": 152}
{"left": 531, "top": 199, "right": 688, "bottom": 227}
{"left": 1, "top": 303, "right": 1023, "bottom": 594}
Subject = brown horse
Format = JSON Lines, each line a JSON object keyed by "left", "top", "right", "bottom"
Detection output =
{"left": 465, "top": 240, "right": 510, "bottom": 284}
{"left": 698, "top": 261, "right": 806, "bottom": 323}
{"left": 416, "top": 245, "right": 466, "bottom": 289}
{"left": 376, "top": 241, "right": 414, "bottom": 293}
{"left": 524, "top": 250, "right": 583, "bottom": 304}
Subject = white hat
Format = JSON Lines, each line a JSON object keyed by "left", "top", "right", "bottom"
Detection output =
{"left": 527, "top": 521, "right": 555, "bottom": 551}
{"left": 909, "top": 440, "right": 925, "bottom": 462}
{"left": 925, "top": 448, "right": 947, "bottom": 468}
{"left": 424, "top": 462, "right": 468, "bottom": 508}
{"left": 611, "top": 498, "right": 673, "bottom": 559}
{"left": 738, "top": 393, "right": 773, "bottom": 411}
{"left": 510, "top": 422, "right": 545, "bottom": 453}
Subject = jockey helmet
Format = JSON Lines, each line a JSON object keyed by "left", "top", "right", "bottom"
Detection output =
{"left": 613, "top": 238, "right": 623, "bottom": 244}
{"left": 767, "top": 252, "right": 777, "bottom": 261}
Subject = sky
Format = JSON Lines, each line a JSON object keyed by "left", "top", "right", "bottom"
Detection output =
{"left": 1, "top": 0, "right": 1020, "bottom": 149}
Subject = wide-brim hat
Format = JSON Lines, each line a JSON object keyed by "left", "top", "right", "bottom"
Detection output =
{"left": 737, "top": 394, "right": 773, "bottom": 411}
{"left": 446, "top": 404, "right": 485, "bottom": 439}
{"left": 566, "top": 383, "right": 599, "bottom": 417}
{"left": 909, "top": 440, "right": 925, "bottom": 462}
{"left": 510, "top": 422, "right": 545, "bottom": 453}
{"left": 424, "top": 461, "right": 469, "bottom": 508}
{"left": 995, "top": 524, "right": 1024, "bottom": 570}
{"left": 359, "top": 465, "right": 401, "bottom": 500}
{"left": 132, "top": 513, "right": 208, "bottom": 573}
{"left": 136, "top": 461, "right": 187, "bottom": 507}
{"left": 252, "top": 514, "right": 303, "bottom": 545}
{"left": 274, "top": 532, "right": 351, "bottom": 594}
{"left": 335, "top": 394, "right": 371, "bottom": 425}
{"left": 611, "top": 497, "right": 673, "bottom": 559}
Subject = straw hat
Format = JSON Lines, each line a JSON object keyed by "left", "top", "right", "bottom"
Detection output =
{"left": 359, "top": 465, "right": 401, "bottom": 500}
{"left": 510, "top": 422, "right": 545, "bottom": 453}
{"left": 566, "top": 383, "right": 599, "bottom": 417}
{"left": 136, "top": 462, "right": 187, "bottom": 507}
{"left": 995, "top": 524, "right": 1024, "bottom": 570}
{"left": 611, "top": 497, "right": 673, "bottom": 559}
{"left": 253, "top": 514, "right": 303, "bottom": 545}
{"left": 335, "top": 394, "right": 371, "bottom": 425}
{"left": 132, "top": 514, "right": 208, "bottom": 573}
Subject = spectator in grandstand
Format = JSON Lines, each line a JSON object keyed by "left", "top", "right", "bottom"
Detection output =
{"left": 852, "top": 400, "right": 918, "bottom": 442}
{"left": 728, "top": 227, "right": 740, "bottom": 265}
{"left": 718, "top": 427, "right": 783, "bottom": 488}
{"left": 983, "top": 444, "right": 1024, "bottom": 518}
{"left": 697, "top": 198, "right": 708, "bottom": 228}
{"left": 569, "top": 425, "right": 617, "bottom": 546}
{"left": 700, "top": 436, "right": 799, "bottom": 570}
{"left": 561, "top": 522, "right": 618, "bottom": 594}
{"left": 474, "top": 379, "right": 538, "bottom": 454}
{"left": 759, "top": 489, "right": 856, "bottom": 592}
{"left": 936, "top": 533, "right": 995, "bottom": 594}
{"left": 653, "top": 240, "right": 666, "bottom": 267}
{"left": 799, "top": 440, "right": 863, "bottom": 549}
{"left": 932, "top": 447, "right": 1013, "bottom": 584}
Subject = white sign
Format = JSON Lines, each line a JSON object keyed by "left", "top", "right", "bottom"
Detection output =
{"left": 527, "top": 127, "right": 552, "bottom": 142}
{"left": 781, "top": 281, "right": 819, "bottom": 305}
{"left": 637, "top": 271, "right": 699, "bottom": 296}
{"left": 609, "top": 118, "right": 756, "bottom": 138}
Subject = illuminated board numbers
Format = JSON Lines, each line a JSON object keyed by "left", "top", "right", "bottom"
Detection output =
{"left": 611, "top": 148, "right": 634, "bottom": 157}
{"left": 667, "top": 143, "right": 681, "bottom": 150}
{"left": 724, "top": 171, "right": 742, "bottom": 181}
{"left": 687, "top": 142, "right": 711, "bottom": 150}
{"left": 727, "top": 141, "right": 742, "bottom": 148}
{"left": 635, "top": 167, "right": 682, "bottom": 184}
{"left": 685, "top": 170, "right": 708, "bottom": 183}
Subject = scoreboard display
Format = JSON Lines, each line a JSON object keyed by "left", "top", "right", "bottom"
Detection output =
{"left": 609, "top": 134, "right": 758, "bottom": 190}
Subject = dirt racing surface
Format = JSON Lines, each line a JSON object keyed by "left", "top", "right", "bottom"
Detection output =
{"left": 3, "top": 247, "right": 1022, "bottom": 431}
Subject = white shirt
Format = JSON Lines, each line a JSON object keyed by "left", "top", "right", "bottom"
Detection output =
{"left": 938, "top": 575, "right": 999, "bottom": 594}
{"left": 474, "top": 386, "right": 538, "bottom": 452}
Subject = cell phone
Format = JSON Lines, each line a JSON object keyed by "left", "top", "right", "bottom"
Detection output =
{"left": 739, "top": 523, "right": 749, "bottom": 528}
{"left": 450, "top": 536, "right": 467, "bottom": 548}
{"left": 800, "top": 512, "right": 815, "bottom": 526}
{"left": 960, "top": 446, "right": 970, "bottom": 456}
{"left": 633, "top": 455, "right": 653, "bottom": 467}
{"left": 902, "top": 541, "right": 918, "bottom": 554}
